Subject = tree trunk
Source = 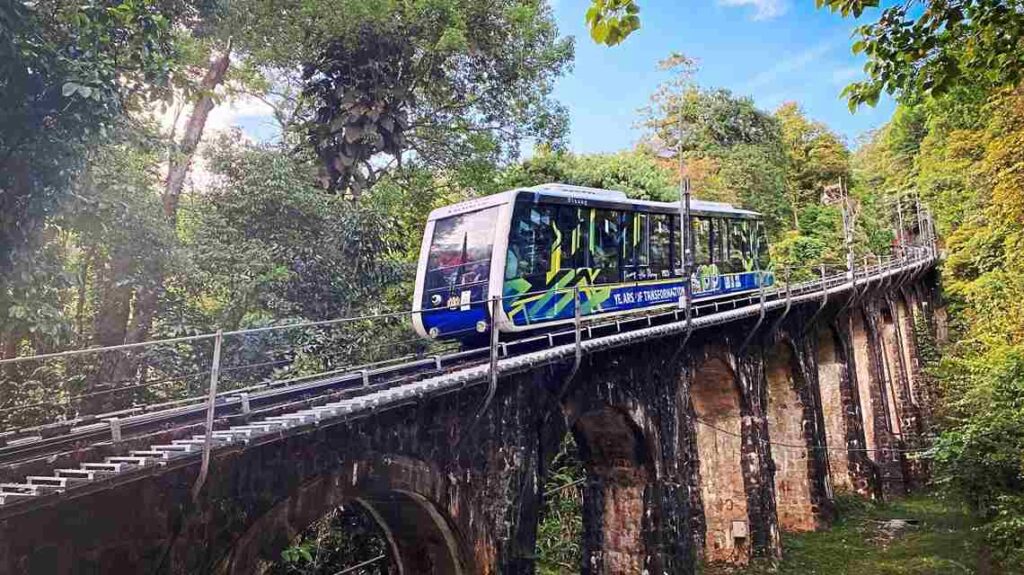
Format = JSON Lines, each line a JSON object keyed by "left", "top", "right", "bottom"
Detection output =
{"left": 107, "top": 43, "right": 234, "bottom": 404}
{"left": 75, "top": 247, "right": 93, "bottom": 345}
{"left": 88, "top": 251, "right": 133, "bottom": 414}
{"left": 163, "top": 43, "right": 232, "bottom": 222}
{"left": 92, "top": 253, "right": 132, "bottom": 348}
{"left": 129, "top": 44, "right": 232, "bottom": 342}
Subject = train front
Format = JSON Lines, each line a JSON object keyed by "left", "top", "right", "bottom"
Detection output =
{"left": 412, "top": 198, "right": 506, "bottom": 342}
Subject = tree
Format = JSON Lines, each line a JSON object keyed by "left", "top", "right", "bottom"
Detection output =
{"left": 186, "top": 139, "right": 406, "bottom": 327}
{"left": 0, "top": 0, "right": 179, "bottom": 277}
{"left": 499, "top": 146, "right": 678, "bottom": 201}
{"left": 853, "top": 73, "right": 1024, "bottom": 565}
{"left": 233, "top": 0, "right": 574, "bottom": 200}
{"left": 641, "top": 54, "right": 780, "bottom": 155}
{"left": 638, "top": 55, "right": 792, "bottom": 232}
{"left": 584, "top": 0, "right": 640, "bottom": 46}
{"left": 817, "top": 0, "right": 1024, "bottom": 107}
{"left": 775, "top": 102, "right": 851, "bottom": 227}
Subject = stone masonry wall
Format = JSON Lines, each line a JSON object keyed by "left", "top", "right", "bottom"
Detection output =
{"left": 0, "top": 280, "right": 940, "bottom": 575}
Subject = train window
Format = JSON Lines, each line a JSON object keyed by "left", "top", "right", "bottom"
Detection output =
{"left": 693, "top": 217, "right": 711, "bottom": 265}
{"left": 506, "top": 203, "right": 555, "bottom": 280}
{"left": 425, "top": 207, "right": 498, "bottom": 292}
{"left": 637, "top": 214, "right": 650, "bottom": 271}
{"left": 729, "top": 219, "right": 752, "bottom": 271}
{"left": 556, "top": 205, "right": 586, "bottom": 270}
{"left": 622, "top": 213, "right": 636, "bottom": 280}
{"left": 623, "top": 213, "right": 651, "bottom": 281}
{"left": 590, "top": 209, "right": 621, "bottom": 283}
{"left": 711, "top": 218, "right": 728, "bottom": 265}
{"left": 754, "top": 220, "right": 770, "bottom": 270}
{"left": 650, "top": 214, "right": 672, "bottom": 278}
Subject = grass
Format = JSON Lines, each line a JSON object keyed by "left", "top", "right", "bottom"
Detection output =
{"left": 708, "top": 493, "right": 1014, "bottom": 575}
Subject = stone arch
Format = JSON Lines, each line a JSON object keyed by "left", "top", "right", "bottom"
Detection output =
{"left": 218, "top": 456, "right": 469, "bottom": 575}
{"left": 764, "top": 339, "right": 817, "bottom": 532}
{"left": 815, "top": 324, "right": 853, "bottom": 492}
{"left": 690, "top": 352, "right": 749, "bottom": 564}
{"left": 568, "top": 405, "right": 652, "bottom": 575}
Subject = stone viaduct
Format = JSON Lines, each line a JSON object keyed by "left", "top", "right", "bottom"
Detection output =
{"left": 0, "top": 269, "right": 943, "bottom": 574}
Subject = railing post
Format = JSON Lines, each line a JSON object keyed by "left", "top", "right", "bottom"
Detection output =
{"left": 191, "top": 329, "right": 222, "bottom": 502}
{"left": 769, "top": 268, "right": 792, "bottom": 336}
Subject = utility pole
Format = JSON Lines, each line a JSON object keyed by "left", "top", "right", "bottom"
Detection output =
{"left": 914, "top": 193, "right": 925, "bottom": 248}
{"left": 894, "top": 191, "right": 905, "bottom": 258}
{"left": 677, "top": 108, "right": 693, "bottom": 313}
{"left": 840, "top": 177, "right": 855, "bottom": 280}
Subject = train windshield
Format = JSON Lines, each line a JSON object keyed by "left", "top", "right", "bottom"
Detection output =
{"left": 423, "top": 207, "right": 498, "bottom": 308}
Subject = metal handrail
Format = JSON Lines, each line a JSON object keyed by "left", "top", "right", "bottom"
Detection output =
{"left": 0, "top": 250, "right": 937, "bottom": 490}
{"left": 0, "top": 250, "right": 936, "bottom": 435}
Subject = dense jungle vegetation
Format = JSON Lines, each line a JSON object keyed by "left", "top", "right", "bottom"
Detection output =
{"left": 2, "top": 0, "right": 1024, "bottom": 571}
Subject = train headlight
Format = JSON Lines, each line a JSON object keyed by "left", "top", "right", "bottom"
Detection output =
{"left": 430, "top": 294, "right": 442, "bottom": 307}
{"left": 428, "top": 327, "right": 440, "bottom": 338}
{"left": 476, "top": 320, "right": 488, "bottom": 333}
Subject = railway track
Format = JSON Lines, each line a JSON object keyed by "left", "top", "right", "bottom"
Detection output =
{"left": 0, "top": 251, "right": 936, "bottom": 518}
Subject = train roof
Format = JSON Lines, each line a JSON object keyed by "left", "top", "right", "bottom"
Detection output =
{"left": 426, "top": 183, "right": 762, "bottom": 220}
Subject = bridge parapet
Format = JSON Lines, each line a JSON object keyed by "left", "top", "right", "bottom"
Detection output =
{"left": 0, "top": 249, "right": 941, "bottom": 574}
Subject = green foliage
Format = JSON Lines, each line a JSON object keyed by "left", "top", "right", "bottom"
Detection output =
{"left": 537, "top": 433, "right": 584, "bottom": 573}
{"left": 641, "top": 64, "right": 800, "bottom": 235}
{"left": 271, "top": 503, "right": 394, "bottom": 574}
{"left": 724, "top": 494, "right": 991, "bottom": 575}
{"left": 499, "top": 146, "right": 678, "bottom": 201}
{"left": 700, "top": 143, "right": 790, "bottom": 238}
{"left": 645, "top": 87, "right": 782, "bottom": 155}
{"left": 187, "top": 138, "right": 404, "bottom": 323}
{"left": 776, "top": 102, "right": 851, "bottom": 227}
{"left": 242, "top": 0, "right": 573, "bottom": 199}
{"left": 584, "top": 0, "right": 640, "bottom": 46}
{"left": 856, "top": 73, "right": 1024, "bottom": 562}
{"left": 0, "top": 0, "right": 180, "bottom": 274}
{"left": 931, "top": 350, "right": 1024, "bottom": 566}
{"left": 817, "top": 0, "right": 1024, "bottom": 108}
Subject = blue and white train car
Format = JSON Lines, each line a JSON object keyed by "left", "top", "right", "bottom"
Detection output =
{"left": 412, "top": 183, "right": 773, "bottom": 342}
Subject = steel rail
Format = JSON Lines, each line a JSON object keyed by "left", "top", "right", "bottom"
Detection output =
{"left": 0, "top": 254, "right": 933, "bottom": 467}
{"left": 0, "top": 253, "right": 935, "bottom": 516}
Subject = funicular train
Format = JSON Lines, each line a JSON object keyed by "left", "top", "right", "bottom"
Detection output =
{"left": 412, "top": 183, "right": 773, "bottom": 342}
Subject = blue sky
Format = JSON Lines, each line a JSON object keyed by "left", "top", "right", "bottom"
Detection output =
{"left": 548, "top": 0, "right": 895, "bottom": 153}
{"left": 227, "top": 0, "right": 895, "bottom": 154}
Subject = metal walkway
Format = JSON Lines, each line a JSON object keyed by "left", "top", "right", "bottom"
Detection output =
{"left": 0, "top": 249, "right": 937, "bottom": 518}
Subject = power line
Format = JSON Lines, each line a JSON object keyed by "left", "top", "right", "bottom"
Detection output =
{"left": 694, "top": 417, "right": 932, "bottom": 455}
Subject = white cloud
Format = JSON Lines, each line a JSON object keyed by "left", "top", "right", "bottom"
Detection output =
{"left": 200, "top": 96, "right": 278, "bottom": 135}
{"left": 150, "top": 94, "right": 280, "bottom": 193}
{"left": 718, "top": 0, "right": 789, "bottom": 20}
{"left": 744, "top": 39, "right": 838, "bottom": 91}
{"left": 831, "top": 65, "right": 862, "bottom": 86}
{"left": 156, "top": 94, "right": 277, "bottom": 140}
